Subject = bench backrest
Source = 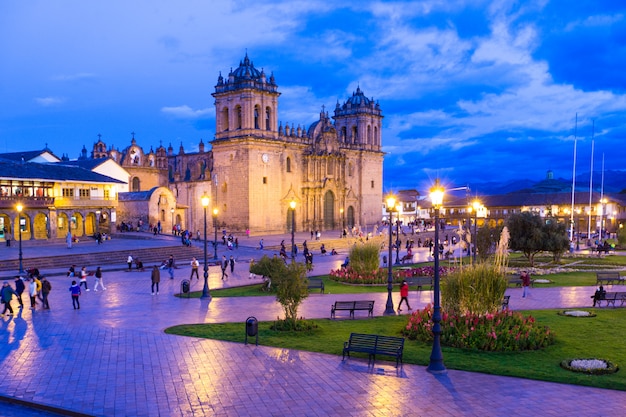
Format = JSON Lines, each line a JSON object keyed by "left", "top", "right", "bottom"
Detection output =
{"left": 406, "top": 277, "right": 431, "bottom": 285}
{"left": 348, "top": 333, "right": 378, "bottom": 350}
{"left": 375, "top": 335, "right": 405, "bottom": 355}
{"left": 597, "top": 272, "right": 621, "bottom": 279}
{"left": 354, "top": 300, "right": 374, "bottom": 310}
{"left": 602, "top": 292, "right": 618, "bottom": 300}
{"left": 334, "top": 301, "right": 355, "bottom": 309}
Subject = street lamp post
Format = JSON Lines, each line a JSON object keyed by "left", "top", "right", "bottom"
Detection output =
{"left": 427, "top": 179, "right": 446, "bottom": 374}
{"left": 201, "top": 194, "right": 211, "bottom": 299}
{"left": 170, "top": 208, "right": 175, "bottom": 234}
{"left": 290, "top": 200, "right": 296, "bottom": 259}
{"left": 394, "top": 212, "right": 401, "bottom": 264}
{"left": 384, "top": 195, "right": 397, "bottom": 316}
{"left": 16, "top": 203, "right": 24, "bottom": 274}
{"left": 340, "top": 207, "right": 345, "bottom": 238}
{"left": 212, "top": 208, "right": 219, "bottom": 260}
{"left": 472, "top": 200, "right": 481, "bottom": 263}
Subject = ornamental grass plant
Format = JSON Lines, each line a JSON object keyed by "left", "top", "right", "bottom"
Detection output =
{"left": 347, "top": 239, "right": 382, "bottom": 275}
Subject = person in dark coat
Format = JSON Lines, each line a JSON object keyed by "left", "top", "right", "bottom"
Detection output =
{"left": 1, "top": 281, "right": 17, "bottom": 316}
{"left": 14, "top": 276, "right": 25, "bottom": 308}
{"left": 151, "top": 266, "right": 161, "bottom": 295}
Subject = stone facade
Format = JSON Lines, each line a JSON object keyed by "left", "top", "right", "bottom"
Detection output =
{"left": 87, "top": 54, "right": 384, "bottom": 235}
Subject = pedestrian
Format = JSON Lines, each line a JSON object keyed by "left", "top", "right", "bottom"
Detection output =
{"left": 33, "top": 275, "right": 43, "bottom": 302}
{"left": 229, "top": 255, "right": 235, "bottom": 274}
{"left": 221, "top": 255, "right": 229, "bottom": 280}
{"left": 28, "top": 278, "right": 37, "bottom": 310}
{"left": 41, "top": 276, "right": 52, "bottom": 309}
{"left": 190, "top": 257, "right": 199, "bottom": 280}
{"left": 1, "top": 281, "right": 16, "bottom": 316}
{"left": 521, "top": 270, "right": 531, "bottom": 298}
{"left": 397, "top": 280, "right": 412, "bottom": 312}
{"left": 127, "top": 255, "right": 134, "bottom": 271}
{"left": 94, "top": 267, "right": 106, "bottom": 291}
{"left": 151, "top": 265, "right": 160, "bottom": 295}
{"left": 157, "top": 220, "right": 161, "bottom": 234}
{"left": 14, "top": 276, "right": 25, "bottom": 308}
{"left": 258, "top": 239, "right": 264, "bottom": 250}
{"left": 79, "top": 267, "right": 90, "bottom": 291}
{"left": 66, "top": 230, "right": 73, "bottom": 249}
{"left": 168, "top": 255, "right": 175, "bottom": 279}
{"left": 69, "top": 280, "right": 81, "bottom": 309}
{"left": 4, "top": 230, "right": 11, "bottom": 247}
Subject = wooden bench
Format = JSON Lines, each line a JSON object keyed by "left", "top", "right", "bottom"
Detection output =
{"left": 307, "top": 278, "right": 325, "bottom": 293}
{"left": 405, "top": 276, "right": 432, "bottom": 290}
{"left": 331, "top": 300, "right": 375, "bottom": 319}
{"left": 596, "top": 272, "right": 624, "bottom": 286}
{"left": 342, "top": 333, "right": 405, "bottom": 368}
{"left": 595, "top": 292, "right": 626, "bottom": 307}
{"left": 501, "top": 295, "right": 510, "bottom": 311}
{"left": 400, "top": 254, "right": 413, "bottom": 264}
{"left": 506, "top": 275, "right": 534, "bottom": 288}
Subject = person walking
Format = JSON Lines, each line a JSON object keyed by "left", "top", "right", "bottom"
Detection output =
{"left": 28, "top": 278, "right": 37, "bottom": 310}
{"left": 1, "top": 281, "right": 17, "bottom": 316}
{"left": 14, "top": 276, "right": 25, "bottom": 309}
{"left": 66, "top": 231, "right": 73, "bottom": 249}
{"left": 221, "top": 255, "right": 229, "bottom": 280}
{"left": 79, "top": 267, "right": 90, "bottom": 291}
{"left": 168, "top": 255, "right": 175, "bottom": 279}
{"left": 190, "top": 257, "right": 199, "bottom": 280}
{"left": 521, "top": 270, "right": 531, "bottom": 298}
{"left": 151, "top": 265, "right": 161, "bottom": 295}
{"left": 229, "top": 255, "right": 235, "bottom": 274}
{"left": 4, "top": 230, "right": 11, "bottom": 247}
{"left": 397, "top": 280, "right": 412, "bottom": 312}
{"left": 94, "top": 267, "right": 106, "bottom": 291}
{"left": 69, "top": 281, "right": 81, "bottom": 309}
{"left": 41, "top": 276, "right": 52, "bottom": 309}
{"left": 127, "top": 255, "right": 134, "bottom": 271}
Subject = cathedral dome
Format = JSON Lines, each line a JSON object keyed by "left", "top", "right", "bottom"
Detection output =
{"left": 345, "top": 87, "right": 372, "bottom": 106}
{"left": 231, "top": 54, "right": 263, "bottom": 80}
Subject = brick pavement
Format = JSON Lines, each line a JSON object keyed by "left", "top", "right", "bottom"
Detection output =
{"left": 0, "top": 237, "right": 625, "bottom": 416}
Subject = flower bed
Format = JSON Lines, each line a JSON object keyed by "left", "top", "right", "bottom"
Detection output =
{"left": 403, "top": 305, "right": 555, "bottom": 351}
{"left": 560, "top": 358, "right": 618, "bottom": 375}
{"left": 329, "top": 266, "right": 454, "bottom": 285}
{"left": 558, "top": 310, "right": 596, "bottom": 318}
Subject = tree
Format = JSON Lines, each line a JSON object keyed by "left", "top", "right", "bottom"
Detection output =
{"left": 506, "top": 212, "right": 545, "bottom": 266}
{"left": 543, "top": 220, "right": 570, "bottom": 262}
{"left": 272, "top": 262, "right": 309, "bottom": 327}
{"left": 476, "top": 225, "right": 502, "bottom": 262}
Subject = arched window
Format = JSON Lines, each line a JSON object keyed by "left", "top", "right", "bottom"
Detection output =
{"left": 222, "top": 107, "right": 229, "bottom": 132}
{"left": 374, "top": 126, "right": 379, "bottom": 146}
{"left": 351, "top": 126, "right": 358, "bottom": 143}
{"left": 132, "top": 177, "right": 140, "bottom": 192}
{"left": 342, "top": 127, "right": 347, "bottom": 142}
{"left": 236, "top": 106, "right": 242, "bottom": 129}
{"left": 367, "top": 125, "right": 372, "bottom": 144}
{"left": 265, "top": 107, "right": 271, "bottom": 130}
{"left": 286, "top": 157, "right": 291, "bottom": 173}
{"left": 254, "top": 105, "right": 260, "bottom": 129}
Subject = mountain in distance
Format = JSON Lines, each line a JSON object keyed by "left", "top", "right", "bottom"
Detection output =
{"left": 467, "top": 170, "right": 626, "bottom": 196}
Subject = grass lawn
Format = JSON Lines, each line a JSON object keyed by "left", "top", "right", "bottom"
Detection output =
{"left": 166, "top": 308, "right": 626, "bottom": 391}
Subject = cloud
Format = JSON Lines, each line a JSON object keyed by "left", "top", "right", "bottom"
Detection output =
{"left": 51, "top": 73, "right": 97, "bottom": 82}
{"left": 34, "top": 97, "right": 65, "bottom": 106}
{"left": 161, "top": 105, "right": 213, "bottom": 119}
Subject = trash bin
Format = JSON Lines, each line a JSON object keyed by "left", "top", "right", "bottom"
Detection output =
{"left": 245, "top": 316, "right": 258, "bottom": 346}
{"left": 181, "top": 279, "right": 190, "bottom": 298}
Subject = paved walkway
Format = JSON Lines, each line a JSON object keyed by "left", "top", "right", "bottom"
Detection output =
{"left": 0, "top": 236, "right": 625, "bottom": 416}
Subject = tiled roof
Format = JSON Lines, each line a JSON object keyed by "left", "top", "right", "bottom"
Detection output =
{"left": 0, "top": 160, "right": 125, "bottom": 184}
{"left": 0, "top": 148, "right": 61, "bottom": 162}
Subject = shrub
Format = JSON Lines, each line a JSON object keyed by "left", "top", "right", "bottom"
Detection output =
{"left": 330, "top": 266, "right": 455, "bottom": 284}
{"left": 403, "top": 305, "right": 555, "bottom": 351}
{"left": 348, "top": 240, "right": 383, "bottom": 274}
{"left": 272, "top": 261, "right": 310, "bottom": 326}
{"left": 441, "top": 263, "right": 508, "bottom": 316}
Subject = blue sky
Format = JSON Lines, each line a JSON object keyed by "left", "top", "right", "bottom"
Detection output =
{"left": 1, "top": 0, "right": 625, "bottom": 194}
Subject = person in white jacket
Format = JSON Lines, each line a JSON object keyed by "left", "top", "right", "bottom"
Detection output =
{"left": 28, "top": 279, "right": 37, "bottom": 310}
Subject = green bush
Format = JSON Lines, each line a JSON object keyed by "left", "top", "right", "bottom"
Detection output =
{"left": 348, "top": 239, "right": 382, "bottom": 274}
{"left": 441, "top": 263, "right": 508, "bottom": 315}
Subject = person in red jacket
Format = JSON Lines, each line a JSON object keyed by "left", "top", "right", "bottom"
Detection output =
{"left": 397, "top": 280, "right": 412, "bottom": 312}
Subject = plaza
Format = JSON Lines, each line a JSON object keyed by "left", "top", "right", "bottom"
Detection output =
{"left": 0, "top": 233, "right": 625, "bottom": 416}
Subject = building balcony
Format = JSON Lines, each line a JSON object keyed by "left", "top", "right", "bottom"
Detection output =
{"left": 0, "top": 196, "right": 54, "bottom": 209}
{"left": 54, "top": 196, "right": 118, "bottom": 208}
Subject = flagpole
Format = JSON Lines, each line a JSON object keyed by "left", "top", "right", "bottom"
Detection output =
{"left": 569, "top": 114, "right": 577, "bottom": 243}
{"left": 587, "top": 120, "right": 595, "bottom": 241}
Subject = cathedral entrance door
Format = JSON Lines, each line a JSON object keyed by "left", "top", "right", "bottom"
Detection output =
{"left": 323, "top": 190, "right": 335, "bottom": 230}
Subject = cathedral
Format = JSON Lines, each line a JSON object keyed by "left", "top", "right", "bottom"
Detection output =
{"left": 89, "top": 54, "right": 384, "bottom": 235}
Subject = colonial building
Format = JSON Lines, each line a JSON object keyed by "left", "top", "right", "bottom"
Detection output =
{"left": 86, "top": 54, "right": 385, "bottom": 235}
